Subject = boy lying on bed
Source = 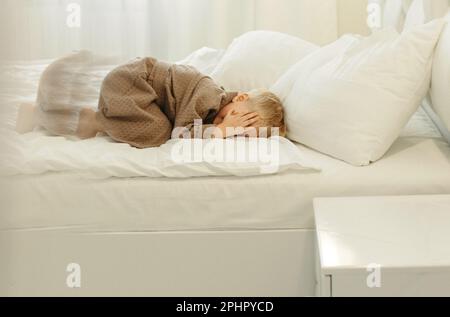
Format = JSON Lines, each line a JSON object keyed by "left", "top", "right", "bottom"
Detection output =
{"left": 16, "top": 52, "right": 286, "bottom": 148}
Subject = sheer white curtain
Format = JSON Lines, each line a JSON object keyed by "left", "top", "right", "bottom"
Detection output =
{"left": 367, "top": 0, "right": 449, "bottom": 31}
{"left": 0, "top": 0, "right": 338, "bottom": 62}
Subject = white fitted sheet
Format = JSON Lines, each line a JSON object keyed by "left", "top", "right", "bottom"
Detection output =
{"left": 1, "top": 135, "right": 449, "bottom": 232}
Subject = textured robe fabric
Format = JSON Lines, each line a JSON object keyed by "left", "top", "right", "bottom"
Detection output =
{"left": 96, "top": 57, "right": 237, "bottom": 148}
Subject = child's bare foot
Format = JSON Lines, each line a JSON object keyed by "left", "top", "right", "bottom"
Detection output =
{"left": 16, "top": 102, "right": 37, "bottom": 134}
{"left": 76, "top": 108, "right": 102, "bottom": 139}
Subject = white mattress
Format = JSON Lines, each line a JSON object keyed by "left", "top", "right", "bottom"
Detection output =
{"left": 1, "top": 60, "right": 450, "bottom": 232}
{"left": 1, "top": 134, "right": 450, "bottom": 232}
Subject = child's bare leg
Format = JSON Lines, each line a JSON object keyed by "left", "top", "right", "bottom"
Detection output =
{"left": 16, "top": 102, "right": 38, "bottom": 134}
{"left": 76, "top": 108, "right": 103, "bottom": 139}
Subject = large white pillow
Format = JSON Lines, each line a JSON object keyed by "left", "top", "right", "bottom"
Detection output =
{"left": 431, "top": 12, "right": 450, "bottom": 132}
{"left": 176, "top": 46, "right": 225, "bottom": 75}
{"left": 383, "top": 0, "right": 407, "bottom": 31}
{"left": 273, "top": 19, "right": 445, "bottom": 166}
{"left": 210, "top": 31, "right": 318, "bottom": 91}
{"left": 0, "top": 132, "right": 320, "bottom": 178}
{"left": 403, "top": 0, "right": 426, "bottom": 30}
{"left": 272, "top": 35, "right": 360, "bottom": 101}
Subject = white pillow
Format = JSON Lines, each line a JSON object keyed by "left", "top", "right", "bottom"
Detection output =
{"left": 176, "top": 46, "right": 225, "bottom": 75}
{"left": 272, "top": 35, "right": 360, "bottom": 101}
{"left": 383, "top": 0, "right": 407, "bottom": 31}
{"left": 403, "top": 0, "right": 426, "bottom": 30}
{"left": 273, "top": 19, "right": 445, "bottom": 166}
{"left": 1, "top": 133, "right": 319, "bottom": 178}
{"left": 210, "top": 31, "right": 318, "bottom": 91}
{"left": 431, "top": 12, "right": 450, "bottom": 132}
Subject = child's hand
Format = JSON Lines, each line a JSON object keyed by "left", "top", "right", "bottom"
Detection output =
{"left": 221, "top": 111, "right": 259, "bottom": 128}
{"left": 217, "top": 111, "right": 259, "bottom": 138}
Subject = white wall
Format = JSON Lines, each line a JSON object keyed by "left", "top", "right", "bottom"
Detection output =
{"left": 337, "top": 0, "right": 370, "bottom": 36}
{"left": 254, "top": 0, "right": 338, "bottom": 44}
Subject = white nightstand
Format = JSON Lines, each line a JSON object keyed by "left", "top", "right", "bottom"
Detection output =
{"left": 314, "top": 195, "right": 450, "bottom": 297}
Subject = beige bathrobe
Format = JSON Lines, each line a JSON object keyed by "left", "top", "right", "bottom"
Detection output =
{"left": 96, "top": 57, "right": 237, "bottom": 148}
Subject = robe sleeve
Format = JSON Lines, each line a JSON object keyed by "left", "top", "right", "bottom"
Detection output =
{"left": 173, "top": 76, "right": 237, "bottom": 139}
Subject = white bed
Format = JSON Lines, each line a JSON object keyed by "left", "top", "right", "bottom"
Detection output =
{"left": 1, "top": 0, "right": 450, "bottom": 297}
{"left": 1, "top": 134, "right": 449, "bottom": 297}
{"left": 1, "top": 127, "right": 449, "bottom": 233}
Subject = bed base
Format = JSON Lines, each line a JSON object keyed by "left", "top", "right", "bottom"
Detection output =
{"left": 0, "top": 229, "right": 316, "bottom": 296}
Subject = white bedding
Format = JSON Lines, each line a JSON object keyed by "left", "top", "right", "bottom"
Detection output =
{"left": 0, "top": 134, "right": 318, "bottom": 178}
{"left": 1, "top": 136, "right": 449, "bottom": 232}
{"left": 0, "top": 52, "right": 442, "bottom": 178}
{"left": 1, "top": 51, "right": 449, "bottom": 232}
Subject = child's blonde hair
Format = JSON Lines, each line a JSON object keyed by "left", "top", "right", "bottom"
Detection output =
{"left": 247, "top": 89, "right": 286, "bottom": 137}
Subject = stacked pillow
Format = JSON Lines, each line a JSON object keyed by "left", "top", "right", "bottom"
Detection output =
{"left": 430, "top": 11, "right": 450, "bottom": 132}
{"left": 210, "top": 31, "right": 318, "bottom": 91}
{"left": 403, "top": 0, "right": 426, "bottom": 30}
{"left": 208, "top": 20, "right": 445, "bottom": 165}
{"left": 382, "top": 0, "right": 409, "bottom": 31}
{"left": 271, "top": 19, "right": 446, "bottom": 166}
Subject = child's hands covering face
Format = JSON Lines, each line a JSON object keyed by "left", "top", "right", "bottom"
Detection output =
{"left": 216, "top": 111, "right": 259, "bottom": 138}
{"left": 220, "top": 110, "right": 259, "bottom": 129}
